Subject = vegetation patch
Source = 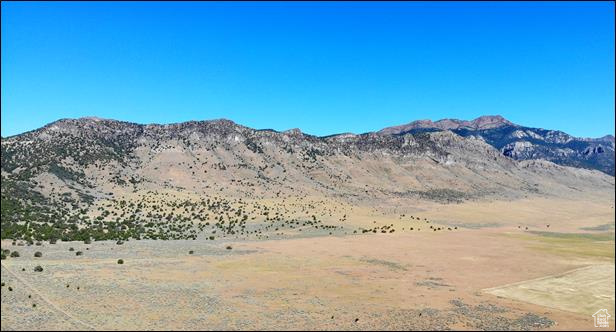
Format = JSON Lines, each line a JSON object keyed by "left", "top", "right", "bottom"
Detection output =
{"left": 360, "top": 257, "right": 407, "bottom": 271}
{"left": 504, "top": 231, "right": 615, "bottom": 259}
{"left": 579, "top": 223, "right": 615, "bottom": 232}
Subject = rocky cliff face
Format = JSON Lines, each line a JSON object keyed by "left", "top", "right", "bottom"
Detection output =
{"left": 379, "top": 116, "right": 615, "bottom": 175}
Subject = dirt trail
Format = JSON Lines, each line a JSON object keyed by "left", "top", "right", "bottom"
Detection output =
{"left": 1, "top": 262, "right": 97, "bottom": 331}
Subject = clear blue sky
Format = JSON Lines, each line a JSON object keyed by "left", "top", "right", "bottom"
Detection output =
{"left": 2, "top": 1, "right": 614, "bottom": 138}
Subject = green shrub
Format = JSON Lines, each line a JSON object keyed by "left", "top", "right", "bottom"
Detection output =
{"left": 34, "top": 265, "right": 43, "bottom": 272}
{"left": 117, "top": 259, "right": 124, "bottom": 264}
{"left": 10, "top": 251, "right": 20, "bottom": 258}
{"left": 34, "top": 251, "right": 42, "bottom": 258}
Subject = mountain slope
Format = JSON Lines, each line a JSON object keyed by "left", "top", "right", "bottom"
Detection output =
{"left": 379, "top": 115, "right": 615, "bottom": 175}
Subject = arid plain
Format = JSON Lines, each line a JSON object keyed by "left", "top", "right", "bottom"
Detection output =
{"left": 2, "top": 191, "right": 614, "bottom": 330}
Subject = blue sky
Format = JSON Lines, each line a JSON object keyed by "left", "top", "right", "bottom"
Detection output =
{"left": 1, "top": 1, "right": 614, "bottom": 138}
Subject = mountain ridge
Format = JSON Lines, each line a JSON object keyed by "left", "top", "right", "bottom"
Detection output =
{"left": 4, "top": 115, "right": 612, "bottom": 141}
{"left": 6, "top": 115, "right": 612, "bottom": 175}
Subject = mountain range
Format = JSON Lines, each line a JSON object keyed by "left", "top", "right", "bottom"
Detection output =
{"left": 1, "top": 115, "right": 613, "bottom": 241}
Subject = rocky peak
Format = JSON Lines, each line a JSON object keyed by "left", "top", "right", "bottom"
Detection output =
{"left": 378, "top": 115, "right": 514, "bottom": 135}
{"left": 470, "top": 115, "right": 514, "bottom": 129}
{"left": 283, "top": 128, "right": 303, "bottom": 136}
